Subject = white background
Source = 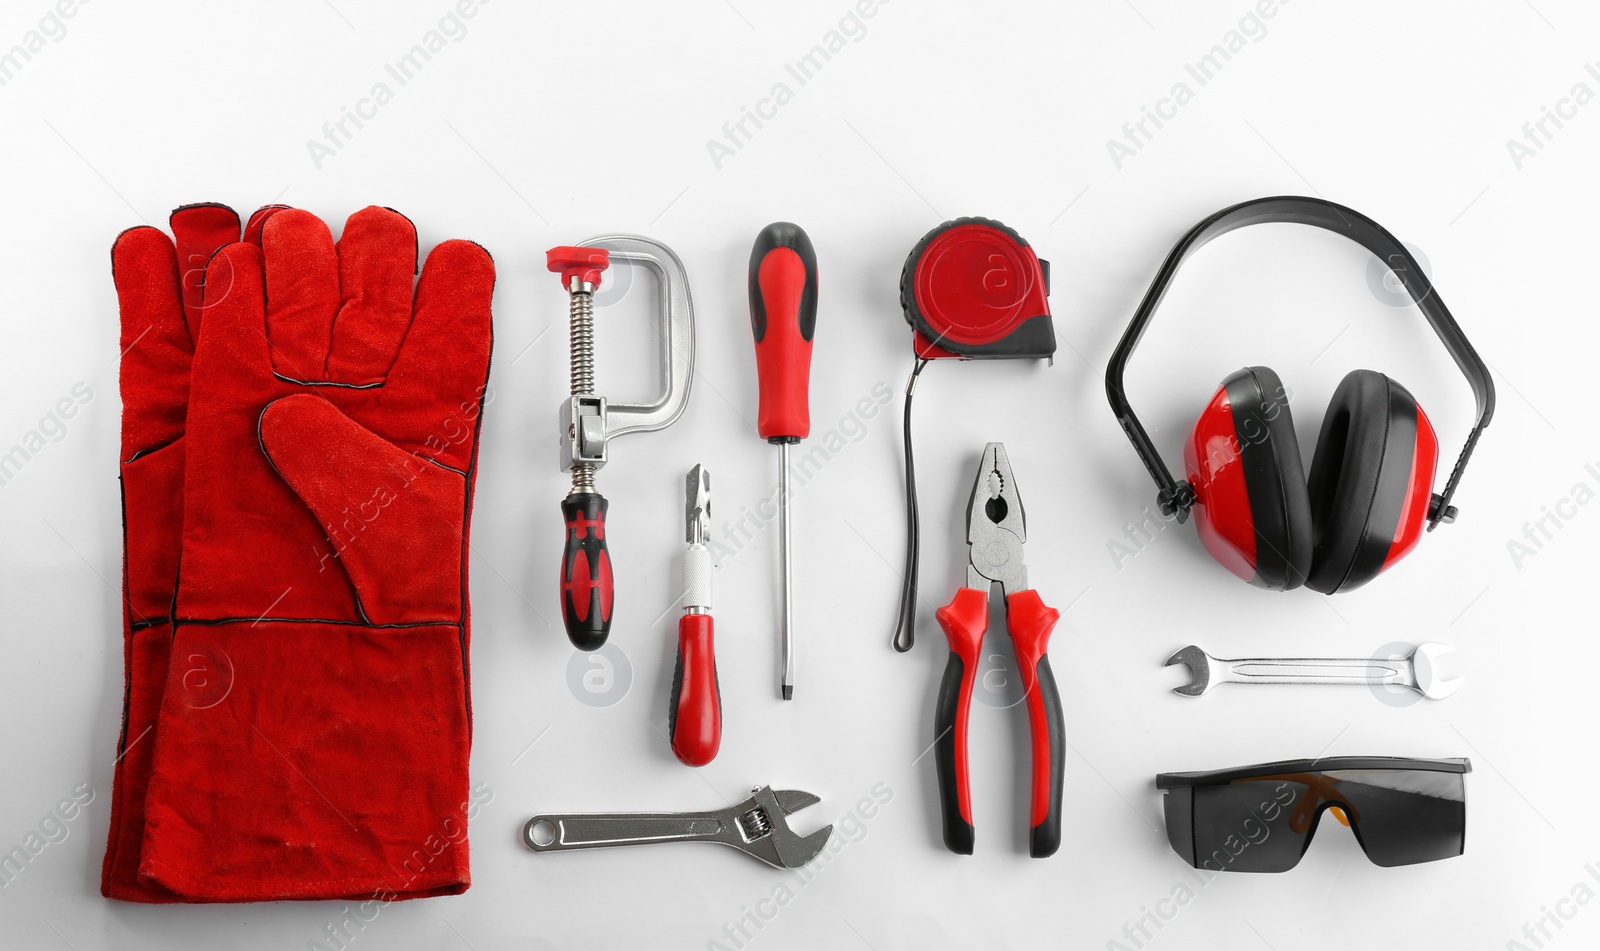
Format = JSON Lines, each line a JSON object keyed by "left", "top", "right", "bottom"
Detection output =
{"left": 0, "top": 1, "right": 1594, "bottom": 948}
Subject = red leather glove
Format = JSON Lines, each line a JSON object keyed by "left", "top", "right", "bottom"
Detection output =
{"left": 102, "top": 203, "right": 286, "bottom": 901}
{"left": 105, "top": 206, "right": 493, "bottom": 902}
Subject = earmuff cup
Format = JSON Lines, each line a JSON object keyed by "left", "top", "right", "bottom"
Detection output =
{"left": 1184, "top": 366, "right": 1312, "bottom": 590}
{"left": 1224, "top": 367, "right": 1313, "bottom": 590}
{"left": 1304, "top": 370, "right": 1426, "bottom": 594}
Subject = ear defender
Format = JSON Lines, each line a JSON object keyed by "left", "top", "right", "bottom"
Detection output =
{"left": 1184, "top": 367, "right": 1439, "bottom": 593}
{"left": 1106, "top": 198, "right": 1494, "bottom": 597}
{"left": 1184, "top": 366, "right": 1312, "bottom": 590}
{"left": 1304, "top": 369, "right": 1438, "bottom": 593}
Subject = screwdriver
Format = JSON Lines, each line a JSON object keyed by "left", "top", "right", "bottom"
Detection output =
{"left": 747, "top": 222, "right": 818, "bottom": 700}
{"left": 670, "top": 464, "right": 720, "bottom": 766}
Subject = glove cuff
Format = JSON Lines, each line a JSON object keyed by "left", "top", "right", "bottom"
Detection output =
{"left": 131, "top": 619, "right": 473, "bottom": 902}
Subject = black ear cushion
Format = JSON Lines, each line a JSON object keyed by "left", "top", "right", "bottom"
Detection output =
{"left": 1305, "top": 370, "right": 1419, "bottom": 594}
{"left": 1223, "top": 367, "right": 1313, "bottom": 590}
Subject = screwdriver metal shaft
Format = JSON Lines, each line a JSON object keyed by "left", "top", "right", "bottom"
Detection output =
{"left": 779, "top": 443, "right": 794, "bottom": 699}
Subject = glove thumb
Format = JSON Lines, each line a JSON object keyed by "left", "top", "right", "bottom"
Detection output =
{"left": 258, "top": 394, "right": 465, "bottom": 625}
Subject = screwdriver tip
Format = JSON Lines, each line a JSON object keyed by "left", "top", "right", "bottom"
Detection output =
{"left": 781, "top": 684, "right": 793, "bottom": 701}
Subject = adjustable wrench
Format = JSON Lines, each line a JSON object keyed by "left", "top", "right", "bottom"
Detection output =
{"left": 523, "top": 786, "right": 832, "bottom": 869}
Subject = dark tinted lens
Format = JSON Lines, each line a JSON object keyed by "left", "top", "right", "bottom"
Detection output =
{"left": 1187, "top": 779, "right": 1314, "bottom": 872}
{"left": 1322, "top": 768, "right": 1466, "bottom": 867}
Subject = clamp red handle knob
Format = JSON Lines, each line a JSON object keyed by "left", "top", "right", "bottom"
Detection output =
{"left": 547, "top": 246, "right": 609, "bottom": 289}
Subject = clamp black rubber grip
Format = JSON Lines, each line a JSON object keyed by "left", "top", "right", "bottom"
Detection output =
{"left": 560, "top": 492, "right": 612, "bottom": 651}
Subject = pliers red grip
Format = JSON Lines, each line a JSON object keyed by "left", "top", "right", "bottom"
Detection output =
{"left": 933, "top": 443, "right": 1064, "bottom": 857}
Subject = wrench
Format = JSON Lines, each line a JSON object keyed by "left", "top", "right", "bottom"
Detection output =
{"left": 1165, "top": 643, "right": 1462, "bottom": 700}
{"left": 522, "top": 786, "right": 833, "bottom": 869}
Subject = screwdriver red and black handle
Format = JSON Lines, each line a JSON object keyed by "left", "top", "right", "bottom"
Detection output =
{"left": 749, "top": 222, "right": 818, "bottom": 442}
{"left": 934, "top": 587, "right": 1064, "bottom": 857}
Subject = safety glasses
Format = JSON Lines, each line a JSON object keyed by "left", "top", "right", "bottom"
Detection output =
{"left": 1157, "top": 756, "right": 1470, "bottom": 872}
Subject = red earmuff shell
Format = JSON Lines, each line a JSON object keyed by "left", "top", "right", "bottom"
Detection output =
{"left": 1380, "top": 403, "right": 1439, "bottom": 571}
{"left": 1183, "top": 385, "right": 1257, "bottom": 582}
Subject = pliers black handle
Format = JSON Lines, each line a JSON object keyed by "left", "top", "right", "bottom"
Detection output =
{"left": 933, "top": 586, "right": 1064, "bottom": 857}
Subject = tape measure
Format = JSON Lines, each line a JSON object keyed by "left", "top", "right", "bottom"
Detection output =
{"left": 899, "top": 216, "right": 1056, "bottom": 360}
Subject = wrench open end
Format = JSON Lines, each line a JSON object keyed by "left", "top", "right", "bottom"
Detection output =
{"left": 1412, "top": 643, "right": 1464, "bottom": 700}
{"left": 1165, "top": 645, "right": 1214, "bottom": 697}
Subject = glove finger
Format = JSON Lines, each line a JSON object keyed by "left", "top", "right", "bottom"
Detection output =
{"left": 189, "top": 242, "right": 275, "bottom": 405}
{"left": 262, "top": 209, "right": 339, "bottom": 383}
{"left": 380, "top": 239, "right": 495, "bottom": 472}
{"left": 112, "top": 227, "right": 193, "bottom": 459}
{"left": 169, "top": 203, "right": 242, "bottom": 344}
{"left": 258, "top": 393, "right": 465, "bottom": 625}
{"left": 108, "top": 204, "right": 238, "bottom": 903}
{"left": 242, "top": 204, "right": 292, "bottom": 245}
{"left": 327, "top": 206, "right": 418, "bottom": 386}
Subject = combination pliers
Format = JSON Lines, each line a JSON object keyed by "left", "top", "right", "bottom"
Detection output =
{"left": 934, "top": 442, "right": 1065, "bottom": 857}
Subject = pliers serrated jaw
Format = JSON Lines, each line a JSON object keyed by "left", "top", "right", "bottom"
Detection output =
{"left": 964, "top": 442, "right": 1030, "bottom": 593}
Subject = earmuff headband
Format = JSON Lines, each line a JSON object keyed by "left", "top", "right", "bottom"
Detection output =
{"left": 1105, "top": 196, "right": 1494, "bottom": 531}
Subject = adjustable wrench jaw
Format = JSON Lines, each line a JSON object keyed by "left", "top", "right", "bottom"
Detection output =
{"left": 965, "top": 442, "right": 1030, "bottom": 595}
{"left": 727, "top": 787, "right": 834, "bottom": 870}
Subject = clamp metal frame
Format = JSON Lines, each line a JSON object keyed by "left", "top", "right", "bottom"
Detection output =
{"left": 560, "top": 234, "right": 695, "bottom": 472}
